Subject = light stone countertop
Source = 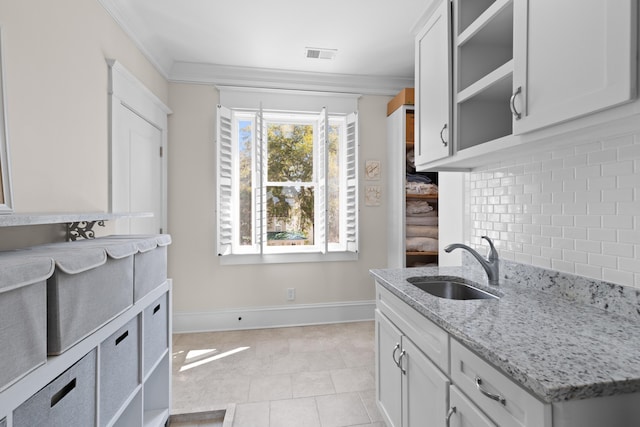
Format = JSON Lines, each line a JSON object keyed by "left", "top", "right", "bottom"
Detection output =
{"left": 370, "top": 265, "right": 640, "bottom": 403}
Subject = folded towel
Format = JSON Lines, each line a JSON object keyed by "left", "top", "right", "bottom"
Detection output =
{"left": 406, "top": 237, "right": 439, "bottom": 252}
{"left": 406, "top": 225, "right": 438, "bottom": 238}
{"left": 406, "top": 200, "right": 434, "bottom": 214}
{"left": 406, "top": 216, "right": 438, "bottom": 226}
{"left": 406, "top": 182, "right": 438, "bottom": 195}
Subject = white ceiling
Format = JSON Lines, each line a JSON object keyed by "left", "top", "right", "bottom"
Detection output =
{"left": 99, "top": 0, "right": 434, "bottom": 94}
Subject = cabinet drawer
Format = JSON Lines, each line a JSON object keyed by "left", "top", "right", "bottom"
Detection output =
{"left": 450, "top": 339, "right": 551, "bottom": 427}
{"left": 450, "top": 385, "right": 496, "bottom": 427}
{"left": 376, "top": 283, "right": 449, "bottom": 373}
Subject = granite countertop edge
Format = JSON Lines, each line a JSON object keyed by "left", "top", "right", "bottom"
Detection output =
{"left": 370, "top": 265, "right": 640, "bottom": 404}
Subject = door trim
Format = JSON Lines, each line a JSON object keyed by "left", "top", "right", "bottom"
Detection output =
{"left": 107, "top": 59, "right": 171, "bottom": 233}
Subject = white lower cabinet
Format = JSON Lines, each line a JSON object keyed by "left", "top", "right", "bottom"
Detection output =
{"left": 375, "top": 281, "right": 640, "bottom": 427}
{"left": 376, "top": 310, "right": 449, "bottom": 427}
{"left": 376, "top": 282, "right": 549, "bottom": 427}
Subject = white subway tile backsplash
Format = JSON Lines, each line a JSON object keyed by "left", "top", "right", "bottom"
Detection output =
{"left": 563, "top": 227, "right": 587, "bottom": 240}
{"left": 603, "top": 215, "right": 633, "bottom": 229}
{"left": 601, "top": 242, "right": 634, "bottom": 258}
{"left": 602, "top": 188, "right": 633, "bottom": 202}
{"left": 603, "top": 160, "right": 633, "bottom": 176}
{"left": 588, "top": 228, "right": 617, "bottom": 242}
{"left": 587, "top": 203, "right": 616, "bottom": 215}
{"left": 588, "top": 253, "right": 617, "bottom": 269}
{"left": 589, "top": 148, "right": 617, "bottom": 164}
{"left": 563, "top": 249, "right": 588, "bottom": 264}
{"left": 618, "top": 144, "right": 640, "bottom": 159}
{"left": 551, "top": 259, "right": 574, "bottom": 273}
{"left": 466, "top": 130, "right": 640, "bottom": 289}
{"left": 575, "top": 263, "right": 602, "bottom": 279}
{"left": 602, "top": 269, "right": 634, "bottom": 287}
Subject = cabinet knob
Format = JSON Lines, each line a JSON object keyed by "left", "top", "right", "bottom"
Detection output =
{"left": 510, "top": 86, "right": 522, "bottom": 120}
{"left": 440, "top": 123, "right": 448, "bottom": 146}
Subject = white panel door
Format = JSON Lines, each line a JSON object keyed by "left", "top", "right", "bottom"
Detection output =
{"left": 512, "top": 0, "right": 637, "bottom": 134}
{"left": 375, "top": 310, "right": 403, "bottom": 427}
{"left": 415, "top": 0, "right": 452, "bottom": 167}
{"left": 114, "top": 105, "right": 163, "bottom": 234}
{"left": 402, "top": 337, "right": 450, "bottom": 427}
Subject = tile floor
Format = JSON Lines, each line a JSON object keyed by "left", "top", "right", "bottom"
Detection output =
{"left": 171, "top": 321, "right": 383, "bottom": 427}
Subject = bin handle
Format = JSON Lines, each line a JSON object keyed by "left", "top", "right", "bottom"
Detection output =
{"left": 115, "top": 330, "right": 129, "bottom": 346}
{"left": 51, "top": 378, "right": 76, "bottom": 408}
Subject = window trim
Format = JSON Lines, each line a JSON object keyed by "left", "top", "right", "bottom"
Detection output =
{"left": 216, "top": 88, "right": 359, "bottom": 264}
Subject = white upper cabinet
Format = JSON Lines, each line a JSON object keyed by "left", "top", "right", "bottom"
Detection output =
{"left": 512, "top": 0, "right": 637, "bottom": 134}
{"left": 418, "top": 0, "right": 638, "bottom": 170}
{"left": 415, "top": 0, "right": 453, "bottom": 167}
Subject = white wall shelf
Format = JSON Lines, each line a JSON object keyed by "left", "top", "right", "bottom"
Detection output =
{"left": 0, "top": 212, "right": 152, "bottom": 228}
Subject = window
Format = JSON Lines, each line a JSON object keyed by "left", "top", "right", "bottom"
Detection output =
{"left": 216, "top": 91, "right": 358, "bottom": 264}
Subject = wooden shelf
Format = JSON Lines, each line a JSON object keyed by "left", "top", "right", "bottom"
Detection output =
{"left": 406, "top": 193, "right": 438, "bottom": 200}
{"left": 407, "top": 251, "right": 438, "bottom": 256}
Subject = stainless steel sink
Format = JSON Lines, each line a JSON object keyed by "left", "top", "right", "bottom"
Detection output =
{"left": 406, "top": 276, "right": 499, "bottom": 300}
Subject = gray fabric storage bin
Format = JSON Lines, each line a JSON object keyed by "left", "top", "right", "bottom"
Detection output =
{"left": 99, "top": 316, "right": 139, "bottom": 426}
{"left": 13, "top": 349, "right": 97, "bottom": 427}
{"left": 0, "top": 256, "right": 53, "bottom": 391}
{"left": 143, "top": 292, "right": 168, "bottom": 376}
{"left": 27, "top": 244, "right": 135, "bottom": 355}
{"left": 102, "top": 234, "right": 171, "bottom": 302}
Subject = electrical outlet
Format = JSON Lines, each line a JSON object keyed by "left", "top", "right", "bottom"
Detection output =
{"left": 286, "top": 288, "right": 295, "bottom": 301}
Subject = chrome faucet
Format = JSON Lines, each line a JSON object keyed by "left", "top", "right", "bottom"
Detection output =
{"left": 444, "top": 236, "right": 500, "bottom": 286}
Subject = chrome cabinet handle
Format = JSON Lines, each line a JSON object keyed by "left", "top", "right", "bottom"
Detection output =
{"left": 475, "top": 376, "right": 506, "bottom": 405}
{"left": 392, "top": 343, "right": 401, "bottom": 368}
{"left": 439, "top": 123, "right": 448, "bottom": 146}
{"left": 397, "top": 350, "right": 407, "bottom": 375}
{"left": 446, "top": 407, "right": 457, "bottom": 427}
{"left": 510, "top": 86, "right": 522, "bottom": 120}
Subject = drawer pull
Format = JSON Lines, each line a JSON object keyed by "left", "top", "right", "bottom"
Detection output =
{"left": 510, "top": 86, "right": 522, "bottom": 120}
{"left": 51, "top": 378, "right": 76, "bottom": 408}
{"left": 153, "top": 304, "right": 161, "bottom": 315}
{"left": 445, "top": 406, "right": 456, "bottom": 427}
{"left": 440, "top": 123, "right": 448, "bottom": 146}
{"left": 475, "top": 376, "right": 506, "bottom": 405}
{"left": 392, "top": 343, "right": 401, "bottom": 368}
{"left": 398, "top": 350, "right": 407, "bottom": 375}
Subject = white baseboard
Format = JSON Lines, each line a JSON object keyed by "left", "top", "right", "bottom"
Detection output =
{"left": 172, "top": 300, "right": 376, "bottom": 333}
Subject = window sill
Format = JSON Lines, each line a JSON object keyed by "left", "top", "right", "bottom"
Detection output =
{"left": 218, "top": 251, "right": 358, "bottom": 265}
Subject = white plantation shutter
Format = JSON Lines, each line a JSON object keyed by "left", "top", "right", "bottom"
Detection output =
{"left": 315, "top": 108, "right": 328, "bottom": 253}
{"left": 344, "top": 112, "right": 358, "bottom": 253}
{"left": 216, "top": 105, "right": 233, "bottom": 256}
{"left": 256, "top": 106, "right": 267, "bottom": 254}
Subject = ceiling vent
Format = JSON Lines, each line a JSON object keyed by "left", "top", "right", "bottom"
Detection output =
{"left": 305, "top": 47, "right": 337, "bottom": 60}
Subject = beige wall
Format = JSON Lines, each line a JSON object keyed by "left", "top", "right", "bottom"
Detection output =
{"left": 0, "top": 0, "right": 167, "bottom": 213}
{"left": 0, "top": 0, "right": 392, "bottom": 315}
{"left": 167, "top": 82, "right": 390, "bottom": 313}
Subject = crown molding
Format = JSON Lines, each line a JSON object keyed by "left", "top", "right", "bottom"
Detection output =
{"left": 98, "top": 0, "right": 172, "bottom": 79}
{"left": 169, "top": 62, "right": 414, "bottom": 96}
